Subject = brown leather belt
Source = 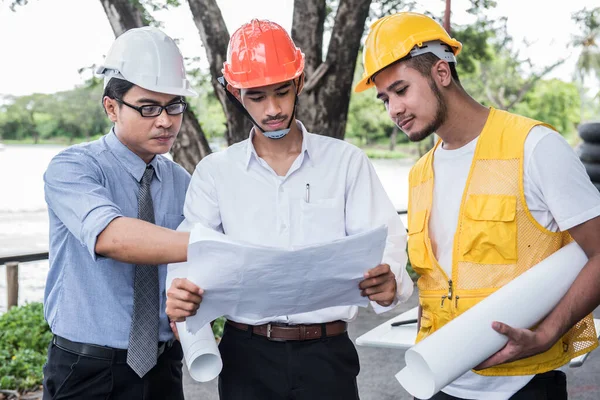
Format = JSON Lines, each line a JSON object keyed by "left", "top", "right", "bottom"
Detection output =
{"left": 226, "top": 320, "right": 347, "bottom": 341}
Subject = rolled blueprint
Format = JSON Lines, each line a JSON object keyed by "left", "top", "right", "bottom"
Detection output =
{"left": 176, "top": 320, "right": 222, "bottom": 382}
{"left": 167, "top": 261, "right": 223, "bottom": 382}
{"left": 397, "top": 242, "right": 590, "bottom": 399}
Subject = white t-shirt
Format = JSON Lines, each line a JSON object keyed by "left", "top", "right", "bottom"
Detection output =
{"left": 428, "top": 125, "right": 600, "bottom": 400}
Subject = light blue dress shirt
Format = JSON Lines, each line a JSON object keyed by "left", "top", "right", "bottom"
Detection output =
{"left": 43, "top": 130, "right": 190, "bottom": 348}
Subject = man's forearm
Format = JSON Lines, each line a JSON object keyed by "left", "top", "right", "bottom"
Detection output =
{"left": 95, "top": 217, "right": 189, "bottom": 265}
{"left": 538, "top": 255, "right": 600, "bottom": 345}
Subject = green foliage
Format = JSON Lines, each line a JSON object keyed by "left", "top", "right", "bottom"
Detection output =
{"left": 212, "top": 317, "right": 225, "bottom": 339}
{"left": 187, "top": 73, "right": 227, "bottom": 140}
{"left": 0, "top": 85, "right": 110, "bottom": 143}
{"left": 0, "top": 302, "right": 52, "bottom": 392}
{"left": 513, "top": 79, "right": 581, "bottom": 136}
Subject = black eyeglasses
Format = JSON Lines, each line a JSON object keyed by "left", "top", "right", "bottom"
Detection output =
{"left": 115, "top": 98, "right": 187, "bottom": 117}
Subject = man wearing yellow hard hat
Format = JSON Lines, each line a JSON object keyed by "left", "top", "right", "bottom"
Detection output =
{"left": 356, "top": 11, "right": 600, "bottom": 400}
{"left": 165, "top": 19, "right": 414, "bottom": 399}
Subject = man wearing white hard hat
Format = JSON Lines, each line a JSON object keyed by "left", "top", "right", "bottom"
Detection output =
{"left": 42, "top": 27, "right": 197, "bottom": 399}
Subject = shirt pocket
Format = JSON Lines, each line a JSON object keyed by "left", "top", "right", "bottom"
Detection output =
{"left": 162, "top": 213, "right": 185, "bottom": 230}
{"left": 300, "top": 196, "right": 346, "bottom": 245}
{"left": 407, "top": 209, "right": 430, "bottom": 275}
{"left": 459, "top": 194, "right": 517, "bottom": 265}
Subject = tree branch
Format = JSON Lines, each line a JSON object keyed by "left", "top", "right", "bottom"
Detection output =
{"left": 506, "top": 58, "right": 567, "bottom": 109}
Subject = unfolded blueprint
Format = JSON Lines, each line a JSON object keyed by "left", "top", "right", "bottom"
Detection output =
{"left": 184, "top": 224, "right": 388, "bottom": 334}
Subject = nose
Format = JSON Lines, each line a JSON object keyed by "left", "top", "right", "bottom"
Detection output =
{"left": 387, "top": 96, "right": 406, "bottom": 121}
{"left": 154, "top": 108, "right": 173, "bottom": 129}
{"left": 265, "top": 95, "right": 282, "bottom": 117}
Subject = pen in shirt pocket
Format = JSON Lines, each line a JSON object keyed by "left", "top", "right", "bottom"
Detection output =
{"left": 305, "top": 183, "right": 310, "bottom": 203}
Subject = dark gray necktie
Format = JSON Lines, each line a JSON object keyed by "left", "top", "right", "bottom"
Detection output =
{"left": 127, "top": 165, "right": 159, "bottom": 377}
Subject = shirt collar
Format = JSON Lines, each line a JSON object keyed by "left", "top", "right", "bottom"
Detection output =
{"left": 105, "top": 128, "right": 162, "bottom": 182}
{"left": 244, "top": 120, "right": 314, "bottom": 170}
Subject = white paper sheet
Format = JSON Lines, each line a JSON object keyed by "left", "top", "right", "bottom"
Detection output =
{"left": 184, "top": 224, "right": 388, "bottom": 334}
{"left": 397, "top": 242, "right": 591, "bottom": 399}
{"left": 166, "top": 261, "right": 222, "bottom": 382}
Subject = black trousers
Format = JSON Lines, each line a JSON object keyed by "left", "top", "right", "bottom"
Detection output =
{"left": 422, "top": 370, "right": 568, "bottom": 400}
{"left": 42, "top": 339, "right": 184, "bottom": 400}
{"left": 218, "top": 323, "right": 361, "bottom": 400}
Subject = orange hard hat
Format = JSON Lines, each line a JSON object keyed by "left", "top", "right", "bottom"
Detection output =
{"left": 222, "top": 19, "right": 305, "bottom": 89}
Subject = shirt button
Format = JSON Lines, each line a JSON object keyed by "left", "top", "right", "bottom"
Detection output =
{"left": 279, "top": 186, "right": 284, "bottom": 193}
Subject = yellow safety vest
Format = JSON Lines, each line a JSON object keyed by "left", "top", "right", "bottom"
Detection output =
{"left": 407, "top": 107, "right": 598, "bottom": 376}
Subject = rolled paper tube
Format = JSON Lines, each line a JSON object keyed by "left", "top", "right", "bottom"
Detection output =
{"left": 397, "top": 242, "right": 589, "bottom": 399}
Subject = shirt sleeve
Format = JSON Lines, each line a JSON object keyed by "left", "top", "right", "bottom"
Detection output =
{"left": 44, "top": 149, "right": 123, "bottom": 259}
{"left": 180, "top": 156, "right": 223, "bottom": 233}
{"left": 526, "top": 129, "right": 600, "bottom": 232}
{"left": 344, "top": 151, "right": 414, "bottom": 313}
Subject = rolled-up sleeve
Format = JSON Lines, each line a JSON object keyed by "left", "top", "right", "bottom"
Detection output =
{"left": 44, "top": 149, "right": 123, "bottom": 259}
{"left": 344, "top": 151, "right": 414, "bottom": 313}
{"left": 181, "top": 155, "right": 223, "bottom": 233}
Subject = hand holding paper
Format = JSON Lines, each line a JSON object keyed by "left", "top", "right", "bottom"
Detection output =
{"left": 166, "top": 278, "right": 204, "bottom": 323}
{"left": 359, "top": 263, "right": 397, "bottom": 306}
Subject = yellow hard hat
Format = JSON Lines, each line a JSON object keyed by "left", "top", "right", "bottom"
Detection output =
{"left": 354, "top": 12, "right": 462, "bottom": 92}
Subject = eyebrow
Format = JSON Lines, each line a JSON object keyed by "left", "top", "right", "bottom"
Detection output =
{"left": 376, "top": 80, "right": 405, "bottom": 100}
{"left": 136, "top": 96, "right": 181, "bottom": 105}
{"left": 246, "top": 82, "right": 292, "bottom": 96}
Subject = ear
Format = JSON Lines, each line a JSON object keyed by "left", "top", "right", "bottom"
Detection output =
{"left": 103, "top": 96, "right": 119, "bottom": 123}
{"left": 226, "top": 83, "right": 242, "bottom": 102}
{"left": 295, "top": 73, "right": 305, "bottom": 95}
{"left": 431, "top": 60, "right": 452, "bottom": 88}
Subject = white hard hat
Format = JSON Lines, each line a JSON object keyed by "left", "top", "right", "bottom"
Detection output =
{"left": 96, "top": 27, "right": 198, "bottom": 97}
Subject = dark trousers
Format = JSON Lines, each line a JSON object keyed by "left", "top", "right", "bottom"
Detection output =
{"left": 218, "top": 323, "right": 361, "bottom": 400}
{"left": 422, "top": 370, "right": 568, "bottom": 400}
{"left": 42, "top": 339, "right": 184, "bottom": 400}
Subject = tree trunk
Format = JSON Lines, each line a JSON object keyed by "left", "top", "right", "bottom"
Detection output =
{"left": 444, "top": 0, "right": 451, "bottom": 34}
{"left": 187, "top": 0, "right": 253, "bottom": 145}
{"left": 98, "top": 0, "right": 144, "bottom": 37}
{"left": 171, "top": 108, "right": 212, "bottom": 173}
{"left": 293, "top": 0, "right": 372, "bottom": 139}
{"left": 98, "top": 0, "right": 212, "bottom": 171}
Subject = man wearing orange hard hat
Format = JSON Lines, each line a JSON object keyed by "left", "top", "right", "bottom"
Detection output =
{"left": 356, "top": 11, "right": 600, "bottom": 400}
{"left": 165, "top": 19, "right": 414, "bottom": 399}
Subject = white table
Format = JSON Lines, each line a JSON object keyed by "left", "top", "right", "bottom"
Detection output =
{"left": 356, "top": 306, "right": 599, "bottom": 368}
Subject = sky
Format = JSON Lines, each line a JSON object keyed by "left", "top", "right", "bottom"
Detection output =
{"left": 0, "top": 0, "right": 597, "bottom": 97}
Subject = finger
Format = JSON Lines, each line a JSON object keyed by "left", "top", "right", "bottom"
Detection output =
{"left": 173, "top": 299, "right": 200, "bottom": 313}
{"left": 474, "top": 348, "right": 513, "bottom": 370}
{"left": 173, "top": 278, "right": 204, "bottom": 295}
{"left": 367, "top": 291, "right": 395, "bottom": 305}
{"left": 167, "top": 287, "right": 203, "bottom": 305}
{"left": 492, "top": 321, "right": 522, "bottom": 341}
{"left": 168, "top": 306, "right": 197, "bottom": 319}
{"left": 358, "top": 273, "right": 392, "bottom": 290}
{"left": 364, "top": 263, "right": 390, "bottom": 278}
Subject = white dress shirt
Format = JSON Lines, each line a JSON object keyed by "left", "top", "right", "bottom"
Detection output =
{"left": 182, "top": 121, "right": 413, "bottom": 325}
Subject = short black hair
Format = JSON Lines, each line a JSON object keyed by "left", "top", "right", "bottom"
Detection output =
{"left": 101, "top": 78, "right": 134, "bottom": 112}
{"left": 404, "top": 52, "right": 460, "bottom": 84}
